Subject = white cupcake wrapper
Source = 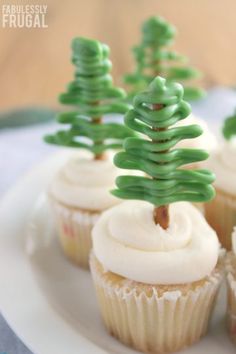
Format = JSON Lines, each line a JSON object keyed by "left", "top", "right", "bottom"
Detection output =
{"left": 90, "top": 254, "right": 223, "bottom": 353}
{"left": 51, "top": 199, "right": 100, "bottom": 268}
{"left": 226, "top": 253, "right": 236, "bottom": 343}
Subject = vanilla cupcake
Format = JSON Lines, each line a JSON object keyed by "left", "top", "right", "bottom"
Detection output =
{"left": 49, "top": 151, "right": 124, "bottom": 267}
{"left": 44, "top": 37, "right": 133, "bottom": 267}
{"left": 226, "top": 227, "right": 236, "bottom": 344}
{"left": 205, "top": 138, "right": 236, "bottom": 250}
{"left": 90, "top": 201, "right": 223, "bottom": 353}
{"left": 90, "top": 77, "right": 223, "bottom": 352}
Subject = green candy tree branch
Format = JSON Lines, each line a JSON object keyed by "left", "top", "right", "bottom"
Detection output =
{"left": 124, "top": 16, "right": 205, "bottom": 102}
{"left": 44, "top": 37, "right": 133, "bottom": 160}
{"left": 112, "top": 76, "right": 215, "bottom": 229}
{"left": 222, "top": 109, "right": 236, "bottom": 140}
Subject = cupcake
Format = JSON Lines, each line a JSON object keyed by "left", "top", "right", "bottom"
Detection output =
{"left": 49, "top": 151, "right": 127, "bottom": 268}
{"left": 205, "top": 110, "right": 236, "bottom": 250}
{"left": 44, "top": 37, "right": 133, "bottom": 268}
{"left": 226, "top": 227, "right": 236, "bottom": 344}
{"left": 91, "top": 202, "right": 223, "bottom": 353}
{"left": 90, "top": 77, "right": 223, "bottom": 353}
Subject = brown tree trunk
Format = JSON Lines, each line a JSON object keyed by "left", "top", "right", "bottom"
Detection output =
{"left": 153, "top": 205, "right": 169, "bottom": 229}
{"left": 92, "top": 101, "right": 106, "bottom": 160}
{"left": 152, "top": 103, "right": 169, "bottom": 229}
{"left": 93, "top": 117, "right": 106, "bottom": 160}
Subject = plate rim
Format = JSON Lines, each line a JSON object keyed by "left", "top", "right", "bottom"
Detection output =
{"left": 0, "top": 151, "right": 108, "bottom": 354}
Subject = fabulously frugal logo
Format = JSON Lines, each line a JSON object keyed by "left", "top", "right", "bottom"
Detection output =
{"left": 1, "top": 4, "right": 48, "bottom": 28}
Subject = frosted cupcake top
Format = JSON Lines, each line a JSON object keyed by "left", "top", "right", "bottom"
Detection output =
{"left": 92, "top": 77, "right": 217, "bottom": 285}
{"left": 50, "top": 151, "right": 122, "bottom": 211}
{"left": 176, "top": 114, "right": 216, "bottom": 151}
{"left": 206, "top": 138, "right": 236, "bottom": 195}
{"left": 92, "top": 201, "right": 219, "bottom": 284}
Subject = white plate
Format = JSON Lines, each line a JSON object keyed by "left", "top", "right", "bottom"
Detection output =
{"left": 0, "top": 152, "right": 235, "bottom": 354}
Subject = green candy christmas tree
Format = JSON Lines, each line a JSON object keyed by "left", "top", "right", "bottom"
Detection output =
{"left": 222, "top": 109, "right": 236, "bottom": 140}
{"left": 124, "top": 16, "right": 205, "bottom": 102}
{"left": 112, "top": 76, "right": 215, "bottom": 229}
{"left": 44, "top": 37, "right": 133, "bottom": 160}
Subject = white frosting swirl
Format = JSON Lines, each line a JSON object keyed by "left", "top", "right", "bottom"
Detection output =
{"left": 232, "top": 226, "right": 236, "bottom": 255}
{"left": 92, "top": 201, "right": 219, "bottom": 284}
{"left": 176, "top": 114, "right": 217, "bottom": 151}
{"left": 206, "top": 138, "right": 236, "bottom": 195}
{"left": 50, "top": 151, "right": 122, "bottom": 211}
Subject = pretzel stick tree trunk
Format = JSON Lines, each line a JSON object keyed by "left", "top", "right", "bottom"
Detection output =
{"left": 152, "top": 103, "right": 169, "bottom": 229}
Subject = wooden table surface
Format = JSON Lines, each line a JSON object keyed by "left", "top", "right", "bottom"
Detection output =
{"left": 0, "top": 0, "right": 236, "bottom": 110}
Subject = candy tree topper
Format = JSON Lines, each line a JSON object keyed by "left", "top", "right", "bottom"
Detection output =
{"left": 222, "top": 109, "right": 236, "bottom": 141}
{"left": 124, "top": 16, "right": 205, "bottom": 101}
{"left": 112, "top": 76, "right": 215, "bottom": 229}
{"left": 44, "top": 37, "right": 133, "bottom": 160}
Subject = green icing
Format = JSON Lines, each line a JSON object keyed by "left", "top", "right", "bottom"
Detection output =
{"left": 222, "top": 109, "right": 236, "bottom": 140}
{"left": 44, "top": 37, "right": 133, "bottom": 156}
{"left": 112, "top": 76, "right": 215, "bottom": 207}
{"left": 124, "top": 16, "right": 205, "bottom": 101}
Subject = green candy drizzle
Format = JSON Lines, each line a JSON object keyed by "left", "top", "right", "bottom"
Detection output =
{"left": 124, "top": 16, "right": 205, "bottom": 101}
{"left": 44, "top": 37, "right": 133, "bottom": 157}
{"left": 112, "top": 76, "right": 215, "bottom": 207}
{"left": 222, "top": 109, "right": 236, "bottom": 140}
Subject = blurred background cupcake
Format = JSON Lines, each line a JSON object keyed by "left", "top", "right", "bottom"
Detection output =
{"left": 175, "top": 113, "right": 217, "bottom": 161}
{"left": 205, "top": 110, "right": 236, "bottom": 250}
{"left": 45, "top": 37, "right": 133, "bottom": 268}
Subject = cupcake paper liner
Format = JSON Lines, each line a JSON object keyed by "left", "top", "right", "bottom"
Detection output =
{"left": 90, "top": 254, "right": 224, "bottom": 353}
{"left": 226, "top": 252, "right": 236, "bottom": 345}
{"left": 205, "top": 187, "right": 236, "bottom": 250}
{"left": 50, "top": 196, "right": 100, "bottom": 268}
